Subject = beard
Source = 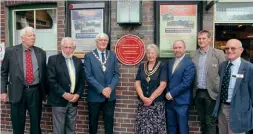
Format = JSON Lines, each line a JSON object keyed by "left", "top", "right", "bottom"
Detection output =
{"left": 62, "top": 51, "right": 73, "bottom": 59}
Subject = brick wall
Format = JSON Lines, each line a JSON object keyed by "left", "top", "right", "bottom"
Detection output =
{"left": 0, "top": 1, "right": 215, "bottom": 134}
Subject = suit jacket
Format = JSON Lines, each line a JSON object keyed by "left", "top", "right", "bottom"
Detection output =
{"left": 84, "top": 49, "right": 119, "bottom": 102}
{"left": 167, "top": 56, "right": 195, "bottom": 105}
{"left": 47, "top": 53, "right": 85, "bottom": 107}
{"left": 213, "top": 59, "right": 253, "bottom": 133}
{"left": 190, "top": 47, "right": 226, "bottom": 100}
{"left": 1, "top": 44, "right": 47, "bottom": 103}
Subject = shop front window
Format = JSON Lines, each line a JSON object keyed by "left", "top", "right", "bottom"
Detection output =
{"left": 13, "top": 8, "right": 57, "bottom": 52}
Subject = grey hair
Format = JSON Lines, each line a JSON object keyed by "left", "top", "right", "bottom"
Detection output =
{"left": 20, "top": 26, "right": 34, "bottom": 37}
{"left": 95, "top": 33, "right": 109, "bottom": 43}
{"left": 173, "top": 40, "right": 186, "bottom": 48}
{"left": 60, "top": 37, "right": 75, "bottom": 47}
{"left": 146, "top": 44, "right": 159, "bottom": 55}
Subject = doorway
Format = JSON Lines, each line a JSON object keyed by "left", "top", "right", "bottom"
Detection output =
{"left": 215, "top": 23, "right": 253, "bottom": 63}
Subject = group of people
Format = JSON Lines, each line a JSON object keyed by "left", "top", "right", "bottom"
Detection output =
{"left": 0, "top": 26, "right": 253, "bottom": 134}
{"left": 135, "top": 30, "right": 253, "bottom": 134}
{"left": 0, "top": 26, "right": 119, "bottom": 134}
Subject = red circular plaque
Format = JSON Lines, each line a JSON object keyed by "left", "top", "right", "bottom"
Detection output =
{"left": 115, "top": 34, "right": 145, "bottom": 65}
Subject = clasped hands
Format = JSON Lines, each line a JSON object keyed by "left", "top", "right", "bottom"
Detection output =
{"left": 141, "top": 96, "right": 153, "bottom": 106}
{"left": 102, "top": 87, "right": 112, "bottom": 98}
{"left": 63, "top": 93, "right": 80, "bottom": 103}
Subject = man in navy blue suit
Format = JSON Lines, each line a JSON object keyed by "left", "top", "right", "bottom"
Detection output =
{"left": 166, "top": 40, "right": 195, "bottom": 134}
{"left": 84, "top": 33, "right": 120, "bottom": 134}
{"left": 213, "top": 39, "right": 253, "bottom": 134}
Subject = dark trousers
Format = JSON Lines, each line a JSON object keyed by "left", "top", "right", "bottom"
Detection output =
{"left": 166, "top": 102, "right": 189, "bottom": 134}
{"left": 10, "top": 86, "right": 42, "bottom": 134}
{"left": 88, "top": 100, "right": 116, "bottom": 134}
{"left": 195, "top": 89, "right": 216, "bottom": 134}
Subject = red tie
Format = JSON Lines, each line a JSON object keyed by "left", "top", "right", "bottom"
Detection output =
{"left": 25, "top": 49, "right": 34, "bottom": 84}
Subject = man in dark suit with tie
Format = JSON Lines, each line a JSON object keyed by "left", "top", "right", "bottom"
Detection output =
{"left": 0, "top": 26, "right": 47, "bottom": 134}
{"left": 166, "top": 40, "right": 195, "bottom": 134}
{"left": 84, "top": 33, "right": 119, "bottom": 134}
{"left": 47, "top": 37, "right": 85, "bottom": 134}
{"left": 213, "top": 39, "right": 253, "bottom": 134}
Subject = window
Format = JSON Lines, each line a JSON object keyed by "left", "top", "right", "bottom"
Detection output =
{"left": 9, "top": 4, "right": 57, "bottom": 58}
{"left": 13, "top": 8, "right": 57, "bottom": 51}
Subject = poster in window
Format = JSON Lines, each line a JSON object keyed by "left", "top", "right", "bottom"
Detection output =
{"left": 159, "top": 5, "right": 197, "bottom": 57}
{"left": 71, "top": 9, "right": 103, "bottom": 53}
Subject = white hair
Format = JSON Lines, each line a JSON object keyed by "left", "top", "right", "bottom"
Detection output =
{"left": 95, "top": 33, "right": 109, "bottom": 43}
{"left": 20, "top": 26, "right": 34, "bottom": 37}
{"left": 60, "top": 37, "right": 75, "bottom": 47}
{"left": 146, "top": 44, "right": 159, "bottom": 55}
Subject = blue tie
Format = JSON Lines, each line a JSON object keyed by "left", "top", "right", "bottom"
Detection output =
{"left": 101, "top": 52, "right": 105, "bottom": 62}
{"left": 220, "top": 62, "right": 233, "bottom": 103}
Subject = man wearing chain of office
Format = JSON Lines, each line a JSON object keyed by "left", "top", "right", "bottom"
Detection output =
{"left": 83, "top": 33, "right": 119, "bottom": 134}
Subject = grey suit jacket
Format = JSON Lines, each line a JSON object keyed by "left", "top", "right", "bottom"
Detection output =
{"left": 1, "top": 44, "right": 47, "bottom": 103}
{"left": 213, "top": 59, "right": 253, "bottom": 133}
{"left": 190, "top": 47, "right": 226, "bottom": 100}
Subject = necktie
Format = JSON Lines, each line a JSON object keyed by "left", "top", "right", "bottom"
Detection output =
{"left": 220, "top": 62, "right": 233, "bottom": 103}
{"left": 101, "top": 52, "right": 105, "bottom": 62}
{"left": 67, "top": 59, "right": 76, "bottom": 93}
{"left": 25, "top": 49, "right": 34, "bottom": 84}
{"left": 172, "top": 59, "right": 180, "bottom": 73}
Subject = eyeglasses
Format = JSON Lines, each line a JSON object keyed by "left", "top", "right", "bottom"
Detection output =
{"left": 224, "top": 47, "right": 241, "bottom": 51}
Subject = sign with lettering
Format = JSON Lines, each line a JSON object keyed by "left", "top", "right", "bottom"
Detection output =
{"left": 115, "top": 34, "right": 145, "bottom": 65}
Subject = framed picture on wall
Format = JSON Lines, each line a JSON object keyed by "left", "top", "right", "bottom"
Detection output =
{"left": 155, "top": 1, "right": 202, "bottom": 58}
{"left": 71, "top": 9, "right": 104, "bottom": 53}
{"left": 66, "top": 1, "right": 110, "bottom": 58}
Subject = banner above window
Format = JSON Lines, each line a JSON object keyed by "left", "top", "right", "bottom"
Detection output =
{"left": 215, "top": 2, "right": 253, "bottom": 22}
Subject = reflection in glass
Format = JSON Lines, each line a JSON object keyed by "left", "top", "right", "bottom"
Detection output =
{"left": 14, "top": 9, "right": 57, "bottom": 53}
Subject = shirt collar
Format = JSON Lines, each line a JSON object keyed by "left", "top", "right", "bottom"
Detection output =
{"left": 175, "top": 54, "right": 185, "bottom": 62}
{"left": 199, "top": 46, "right": 209, "bottom": 55}
{"left": 97, "top": 48, "right": 106, "bottom": 55}
{"left": 22, "top": 44, "right": 33, "bottom": 52}
{"left": 230, "top": 57, "right": 241, "bottom": 66}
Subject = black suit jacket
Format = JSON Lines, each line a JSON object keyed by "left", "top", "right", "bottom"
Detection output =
{"left": 47, "top": 53, "right": 85, "bottom": 107}
{"left": 1, "top": 44, "right": 47, "bottom": 103}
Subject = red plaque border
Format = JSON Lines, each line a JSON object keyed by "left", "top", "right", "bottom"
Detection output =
{"left": 115, "top": 34, "right": 145, "bottom": 65}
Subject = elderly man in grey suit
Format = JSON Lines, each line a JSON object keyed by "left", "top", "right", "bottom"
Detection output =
{"left": 213, "top": 39, "right": 253, "bottom": 134}
{"left": 190, "top": 30, "right": 226, "bottom": 134}
{"left": 0, "top": 26, "right": 47, "bottom": 134}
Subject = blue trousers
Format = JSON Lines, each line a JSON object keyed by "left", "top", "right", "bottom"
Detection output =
{"left": 166, "top": 102, "right": 189, "bottom": 134}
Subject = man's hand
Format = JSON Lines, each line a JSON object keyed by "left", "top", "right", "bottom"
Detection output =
{"left": 69, "top": 94, "right": 80, "bottom": 103}
{"left": 63, "top": 93, "right": 74, "bottom": 101}
{"left": 102, "top": 87, "right": 112, "bottom": 98}
{"left": 0, "top": 93, "right": 8, "bottom": 103}
{"left": 166, "top": 92, "right": 173, "bottom": 100}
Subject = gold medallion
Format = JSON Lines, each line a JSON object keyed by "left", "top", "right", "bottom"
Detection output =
{"left": 102, "top": 65, "right": 106, "bottom": 72}
{"left": 146, "top": 76, "right": 150, "bottom": 82}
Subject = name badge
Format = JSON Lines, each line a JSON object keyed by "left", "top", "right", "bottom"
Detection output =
{"left": 232, "top": 74, "right": 244, "bottom": 78}
{"left": 212, "top": 64, "right": 218, "bottom": 67}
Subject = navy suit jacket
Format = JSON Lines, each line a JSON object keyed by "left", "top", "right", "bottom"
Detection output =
{"left": 84, "top": 49, "right": 120, "bottom": 102}
{"left": 213, "top": 59, "right": 253, "bottom": 133}
{"left": 167, "top": 56, "right": 195, "bottom": 105}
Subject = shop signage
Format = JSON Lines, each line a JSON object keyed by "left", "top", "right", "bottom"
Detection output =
{"left": 115, "top": 34, "right": 145, "bottom": 65}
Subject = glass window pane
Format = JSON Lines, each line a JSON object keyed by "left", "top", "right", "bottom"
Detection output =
{"left": 14, "top": 9, "right": 57, "bottom": 54}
